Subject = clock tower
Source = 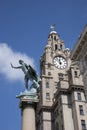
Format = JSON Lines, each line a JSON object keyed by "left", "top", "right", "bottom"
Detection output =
{"left": 36, "top": 27, "right": 87, "bottom": 130}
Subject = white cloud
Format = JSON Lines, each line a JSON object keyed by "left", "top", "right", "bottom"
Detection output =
{"left": 0, "top": 43, "right": 35, "bottom": 82}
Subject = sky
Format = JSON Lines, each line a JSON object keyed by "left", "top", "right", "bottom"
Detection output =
{"left": 0, "top": 0, "right": 87, "bottom": 130}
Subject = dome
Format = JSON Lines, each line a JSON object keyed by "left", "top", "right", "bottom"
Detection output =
{"left": 50, "top": 31, "right": 57, "bottom": 34}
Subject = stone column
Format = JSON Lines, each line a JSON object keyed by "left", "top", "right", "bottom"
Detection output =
{"left": 18, "top": 97, "right": 38, "bottom": 130}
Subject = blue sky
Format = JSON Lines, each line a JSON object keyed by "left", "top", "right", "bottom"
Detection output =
{"left": 0, "top": 0, "right": 87, "bottom": 130}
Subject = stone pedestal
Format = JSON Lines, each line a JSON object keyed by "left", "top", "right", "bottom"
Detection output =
{"left": 17, "top": 94, "right": 39, "bottom": 130}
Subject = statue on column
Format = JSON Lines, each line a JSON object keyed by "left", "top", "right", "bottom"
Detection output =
{"left": 11, "top": 60, "right": 40, "bottom": 96}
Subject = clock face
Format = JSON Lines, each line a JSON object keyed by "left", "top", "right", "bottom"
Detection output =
{"left": 53, "top": 56, "right": 67, "bottom": 69}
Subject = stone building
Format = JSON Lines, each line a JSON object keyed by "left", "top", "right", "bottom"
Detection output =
{"left": 36, "top": 28, "right": 87, "bottom": 130}
{"left": 71, "top": 25, "right": 87, "bottom": 101}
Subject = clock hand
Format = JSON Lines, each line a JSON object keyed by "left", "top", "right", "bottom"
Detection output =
{"left": 59, "top": 59, "right": 62, "bottom": 65}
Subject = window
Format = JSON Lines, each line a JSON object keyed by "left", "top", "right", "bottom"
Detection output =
{"left": 74, "top": 71, "right": 78, "bottom": 77}
{"left": 42, "top": 67, "right": 45, "bottom": 75}
{"left": 55, "top": 44, "right": 57, "bottom": 50}
{"left": 77, "top": 93, "right": 81, "bottom": 100}
{"left": 58, "top": 73, "right": 63, "bottom": 80}
{"left": 51, "top": 35, "right": 53, "bottom": 39}
{"left": 81, "top": 120, "right": 86, "bottom": 130}
{"left": 79, "top": 105, "right": 84, "bottom": 115}
{"left": 46, "top": 93, "right": 50, "bottom": 99}
{"left": 48, "top": 72, "right": 51, "bottom": 75}
{"left": 60, "top": 44, "right": 62, "bottom": 50}
{"left": 46, "top": 82, "right": 49, "bottom": 88}
{"left": 54, "top": 36, "right": 56, "bottom": 40}
{"left": 48, "top": 63, "right": 51, "bottom": 68}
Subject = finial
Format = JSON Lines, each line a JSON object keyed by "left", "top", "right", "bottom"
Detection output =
{"left": 50, "top": 24, "right": 56, "bottom": 31}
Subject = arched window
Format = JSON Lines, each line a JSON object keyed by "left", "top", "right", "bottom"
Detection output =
{"left": 55, "top": 44, "right": 57, "bottom": 50}
{"left": 60, "top": 44, "right": 62, "bottom": 50}
{"left": 54, "top": 36, "right": 56, "bottom": 40}
{"left": 51, "top": 35, "right": 53, "bottom": 39}
{"left": 74, "top": 71, "right": 78, "bottom": 77}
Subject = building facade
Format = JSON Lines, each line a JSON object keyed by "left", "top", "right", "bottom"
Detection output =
{"left": 36, "top": 28, "right": 87, "bottom": 130}
{"left": 71, "top": 25, "right": 87, "bottom": 101}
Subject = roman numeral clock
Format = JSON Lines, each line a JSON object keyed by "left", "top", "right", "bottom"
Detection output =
{"left": 53, "top": 56, "right": 67, "bottom": 69}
